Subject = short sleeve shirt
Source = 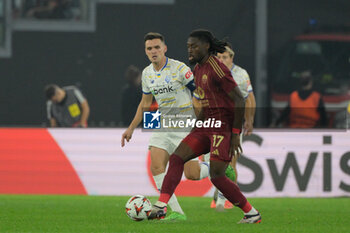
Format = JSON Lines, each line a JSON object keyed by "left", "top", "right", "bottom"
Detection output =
{"left": 231, "top": 64, "right": 253, "bottom": 99}
{"left": 141, "top": 57, "right": 195, "bottom": 117}
{"left": 193, "top": 56, "right": 237, "bottom": 125}
{"left": 46, "top": 86, "right": 86, "bottom": 127}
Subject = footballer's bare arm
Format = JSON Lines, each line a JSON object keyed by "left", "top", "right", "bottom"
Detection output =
{"left": 121, "top": 94, "right": 153, "bottom": 147}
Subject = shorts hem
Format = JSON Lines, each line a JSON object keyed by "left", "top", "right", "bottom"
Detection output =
{"left": 210, "top": 156, "right": 232, "bottom": 163}
{"left": 148, "top": 144, "right": 172, "bottom": 155}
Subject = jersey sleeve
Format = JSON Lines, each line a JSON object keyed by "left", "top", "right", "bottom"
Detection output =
{"left": 46, "top": 101, "right": 53, "bottom": 119}
{"left": 243, "top": 69, "right": 253, "bottom": 93}
{"left": 209, "top": 57, "right": 237, "bottom": 95}
{"left": 178, "top": 62, "right": 196, "bottom": 92}
{"left": 193, "top": 89, "right": 201, "bottom": 100}
{"left": 141, "top": 70, "right": 151, "bottom": 94}
{"left": 72, "top": 87, "right": 86, "bottom": 103}
{"left": 221, "top": 69, "right": 238, "bottom": 95}
{"left": 247, "top": 80, "right": 253, "bottom": 93}
{"left": 238, "top": 71, "right": 250, "bottom": 99}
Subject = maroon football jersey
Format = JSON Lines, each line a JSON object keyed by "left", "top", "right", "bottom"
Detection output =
{"left": 193, "top": 55, "right": 238, "bottom": 126}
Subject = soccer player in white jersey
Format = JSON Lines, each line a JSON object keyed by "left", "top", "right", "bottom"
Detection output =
{"left": 121, "top": 32, "right": 209, "bottom": 221}
{"left": 210, "top": 45, "right": 256, "bottom": 211}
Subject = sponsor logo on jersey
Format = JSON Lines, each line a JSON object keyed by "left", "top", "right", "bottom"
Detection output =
{"left": 151, "top": 85, "right": 174, "bottom": 95}
{"left": 185, "top": 70, "right": 193, "bottom": 79}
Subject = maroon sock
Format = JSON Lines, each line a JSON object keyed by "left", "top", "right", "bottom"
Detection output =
{"left": 158, "top": 154, "right": 184, "bottom": 204}
{"left": 211, "top": 176, "right": 249, "bottom": 211}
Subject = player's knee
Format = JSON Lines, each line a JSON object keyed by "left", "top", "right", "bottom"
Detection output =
{"left": 150, "top": 164, "right": 166, "bottom": 175}
{"left": 184, "top": 161, "right": 201, "bottom": 180}
{"left": 184, "top": 168, "right": 200, "bottom": 180}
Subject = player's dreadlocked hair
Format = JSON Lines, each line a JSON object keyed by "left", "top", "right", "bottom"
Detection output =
{"left": 189, "top": 29, "right": 227, "bottom": 55}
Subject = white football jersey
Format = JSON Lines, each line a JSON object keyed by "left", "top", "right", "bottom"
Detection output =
{"left": 231, "top": 64, "right": 253, "bottom": 99}
{"left": 142, "top": 57, "right": 195, "bottom": 117}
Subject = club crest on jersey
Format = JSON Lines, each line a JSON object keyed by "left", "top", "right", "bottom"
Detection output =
{"left": 150, "top": 79, "right": 155, "bottom": 84}
{"left": 165, "top": 75, "right": 171, "bottom": 83}
{"left": 202, "top": 74, "right": 208, "bottom": 84}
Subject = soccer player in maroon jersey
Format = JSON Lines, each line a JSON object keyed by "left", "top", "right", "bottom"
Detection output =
{"left": 148, "top": 29, "right": 261, "bottom": 224}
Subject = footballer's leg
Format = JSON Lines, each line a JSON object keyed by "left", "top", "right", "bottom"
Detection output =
{"left": 182, "top": 153, "right": 236, "bottom": 211}
{"left": 183, "top": 156, "right": 235, "bottom": 211}
{"left": 148, "top": 141, "right": 197, "bottom": 220}
{"left": 184, "top": 155, "right": 233, "bottom": 186}
{"left": 148, "top": 131, "right": 210, "bottom": 220}
{"left": 184, "top": 158, "right": 209, "bottom": 181}
{"left": 230, "top": 154, "right": 238, "bottom": 183}
{"left": 215, "top": 158, "right": 237, "bottom": 211}
{"left": 149, "top": 146, "right": 185, "bottom": 219}
{"left": 214, "top": 131, "right": 242, "bottom": 210}
{"left": 210, "top": 160, "right": 261, "bottom": 223}
{"left": 209, "top": 132, "right": 261, "bottom": 223}
{"left": 212, "top": 164, "right": 236, "bottom": 210}
{"left": 215, "top": 164, "right": 235, "bottom": 211}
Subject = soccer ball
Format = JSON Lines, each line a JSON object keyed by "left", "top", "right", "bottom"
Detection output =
{"left": 125, "top": 195, "right": 152, "bottom": 221}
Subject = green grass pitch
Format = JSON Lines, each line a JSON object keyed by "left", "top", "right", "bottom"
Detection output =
{"left": 0, "top": 195, "right": 349, "bottom": 233}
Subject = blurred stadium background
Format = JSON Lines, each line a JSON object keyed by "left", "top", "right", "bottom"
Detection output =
{"left": 0, "top": 0, "right": 349, "bottom": 232}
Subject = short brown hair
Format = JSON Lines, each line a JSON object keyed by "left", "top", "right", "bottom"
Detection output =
{"left": 144, "top": 32, "right": 165, "bottom": 43}
{"left": 225, "top": 46, "right": 235, "bottom": 58}
{"left": 44, "top": 84, "right": 59, "bottom": 100}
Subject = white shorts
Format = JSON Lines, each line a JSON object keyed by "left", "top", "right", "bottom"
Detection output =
{"left": 149, "top": 131, "right": 199, "bottom": 161}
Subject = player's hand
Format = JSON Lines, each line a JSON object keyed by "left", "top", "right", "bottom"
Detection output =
{"left": 243, "top": 120, "right": 253, "bottom": 136}
{"left": 121, "top": 128, "right": 134, "bottom": 147}
{"left": 229, "top": 133, "right": 242, "bottom": 158}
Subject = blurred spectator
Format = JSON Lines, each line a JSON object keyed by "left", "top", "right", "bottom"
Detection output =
{"left": 120, "top": 65, "right": 158, "bottom": 126}
{"left": 45, "top": 84, "right": 90, "bottom": 127}
{"left": 120, "top": 65, "right": 142, "bottom": 126}
{"left": 273, "top": 70, "right": 328, "bottom": 128}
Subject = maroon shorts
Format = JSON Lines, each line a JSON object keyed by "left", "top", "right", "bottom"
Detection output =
{"left": 182, "top": 128, "right": 232, "bottom": 162}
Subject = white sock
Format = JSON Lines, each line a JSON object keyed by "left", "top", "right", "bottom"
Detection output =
{"left": 199, "top": 162, "right": 210, "bottom": 180}
{"left": 203, "top": 153, "right": 210, "bottom": 162}
{"left": 216, "top": 190, "right": 226, "bottom": 206}
{"left": 246, "top": 207, "right": 258, "bottom": 215}
{"left": 155, "top": 201, "right": 167, "bottom": 208}
{"left": 153, "top": 173, "right": 184, "bottom": 214}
